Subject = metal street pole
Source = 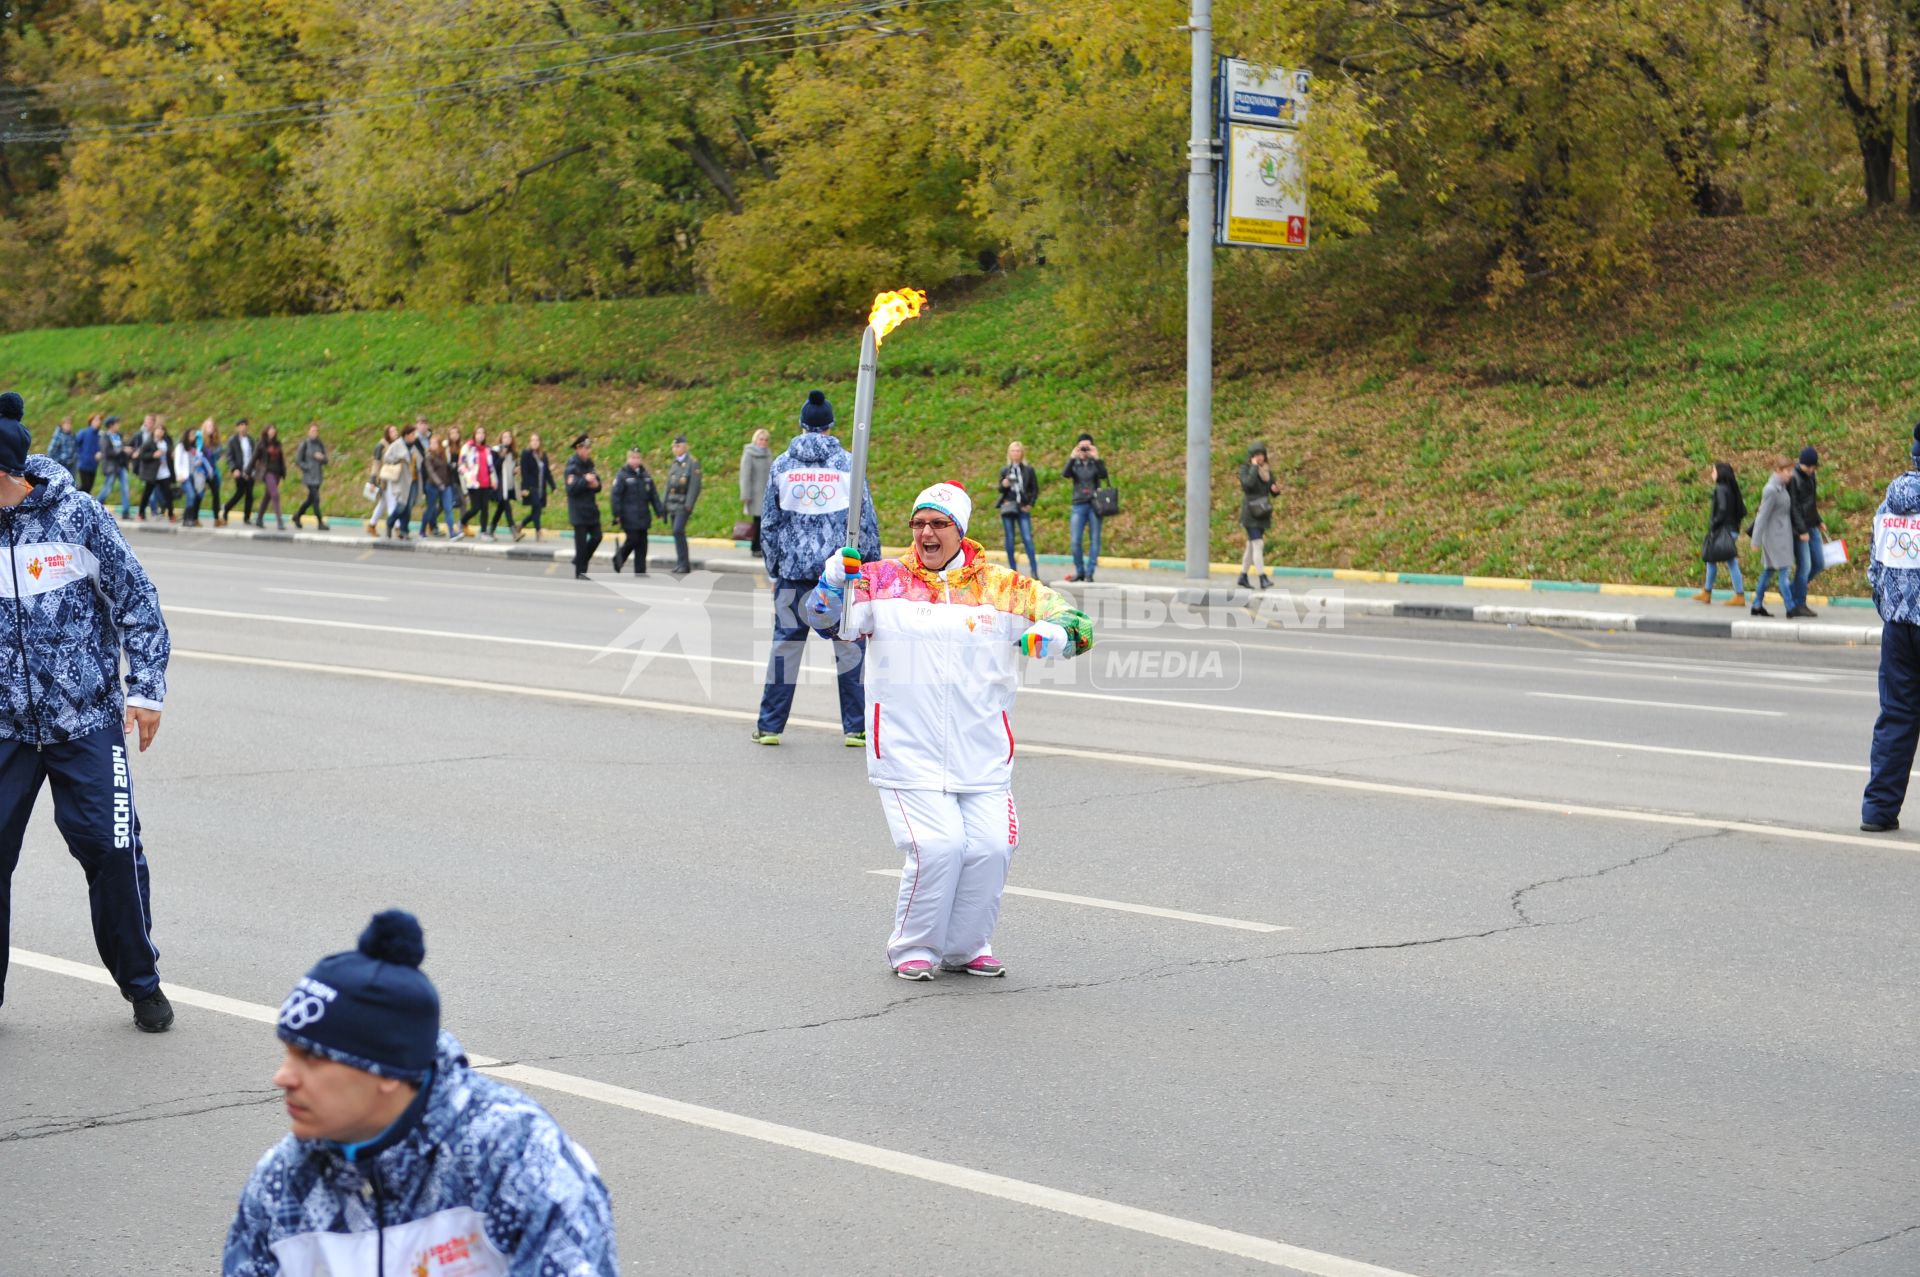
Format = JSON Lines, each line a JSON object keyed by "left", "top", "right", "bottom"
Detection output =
{"left": 1184, "top": 0, "right": 1215, "bottom": 585}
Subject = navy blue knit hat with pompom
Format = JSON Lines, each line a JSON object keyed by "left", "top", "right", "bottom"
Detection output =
{"left": 800, "top": 389, "right": 835, "bottom": 432}
{"left": 276, "top": 910, "right": 440, "bottom": 1082}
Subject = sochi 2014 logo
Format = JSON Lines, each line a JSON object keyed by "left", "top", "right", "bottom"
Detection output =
{"left": 277, "top": 976, "right": 339, "bottom": 1031}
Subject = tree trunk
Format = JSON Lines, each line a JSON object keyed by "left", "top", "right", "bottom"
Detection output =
{"left": 1910, "top": 89, "right": 1920, "bottom": 215}
{"left": 1861, "top": 130, "right": 1897, "bottom": 208}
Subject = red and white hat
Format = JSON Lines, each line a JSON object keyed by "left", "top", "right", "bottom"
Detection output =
{"left": 912, "top": 481, "right": 971, "bottom": 535}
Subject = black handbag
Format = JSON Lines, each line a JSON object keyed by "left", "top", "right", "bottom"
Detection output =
{"left": 1703, "top": 526, "right": 1737, "bottom": 563}
{"left": 1092, "top": 487, "right": 1121, "bottom": 518}
{"left": 1247, "top": 494, "right": 1273, "bottom": 520}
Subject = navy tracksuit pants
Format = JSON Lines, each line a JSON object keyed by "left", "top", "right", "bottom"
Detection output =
{"left": 756, "top": 578, "right": 866, "bottom": 736}
{"left": 0, "top": 724, "right": 160, "bottom": 1006}
{"left": 1864, "top": 620, "right": 1920, "bottom": 825}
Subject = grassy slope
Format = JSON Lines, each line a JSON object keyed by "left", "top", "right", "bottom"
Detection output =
{"left": 1, "top": 214, "right": 1913, "bottom": 595}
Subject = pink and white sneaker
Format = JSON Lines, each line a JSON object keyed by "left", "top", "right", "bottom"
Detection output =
{"left": 942, "top": 955, "right": 1006, "bottom": 978}
{"left": 893, "top": 960, "right": 935, "bottom": 981}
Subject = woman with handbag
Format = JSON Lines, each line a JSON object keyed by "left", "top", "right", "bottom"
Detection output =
{"left": 996, "top": 440, "right": 1040, "bottom": 577}
{"left": 1238, "top": 441, "right": 1281, "bottom": 591}
{"left": 365, "top": 425, "right": 399, "bottom": 536}
{"left": 1693, "top": 462, "right": 1747, "bottom": 606}
{"left": 739, "top": 427, "right": 771, "bottom": 553}
{"left": 1062, "top": 432, "right": 1110, "bottom": 583}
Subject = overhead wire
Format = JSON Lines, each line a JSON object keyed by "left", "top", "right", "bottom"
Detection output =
{"left": 0, "top": 0, "right": 1038, "bottom": 147}
{"left": 0, "top": 0, "right": 980, "bottom": 107}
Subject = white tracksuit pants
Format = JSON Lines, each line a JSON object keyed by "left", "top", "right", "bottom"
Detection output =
{"left": 880, "top": 787, "right": 1020, "bottom": 967}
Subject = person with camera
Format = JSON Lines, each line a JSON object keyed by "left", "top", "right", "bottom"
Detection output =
{"left": 1237, "top": 440, "right": 1281, "bottom": 591}
{"left": 996, "top": 440, "right": 1040, "bottom": 577}
{"left": 1062, "top": 432, "right": 1109, "bottom": 583}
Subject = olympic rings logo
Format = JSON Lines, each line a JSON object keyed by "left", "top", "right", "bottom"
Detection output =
{"left": 278, "top": 991, "right": 330, "bottom": 1031}
{"left": 798, "top": 482, "right": 838, "bottom": 507}
{"left": 1896, "top": 532, "right": 1920, "bottom": 557}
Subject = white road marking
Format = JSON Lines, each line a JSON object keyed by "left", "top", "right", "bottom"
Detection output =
{"left": 166, "top": 609, "right": 1858, "bottom": 773}
{"left": 169, "top": 606, "right": 776, "bottom": 671}
{"left": 1526, "top": 692, "right": 1784, "bottom": 717}
{"left": 865, "top": 870, "right": 1290, "bottom": 932}
{"left": 261, "top": 587, "right": 390, "bottom": 603}
{"left": 146, "top": 544, "right": 1878, "bottom": 692}
{"left": 1016, "top": 686, "right": 1863, "bottom": 773}
{"left": 1579, "top": 656, "right": 1852, "bottom": 682}
{"left": 6, "top": 947, "right": 1421, "bottom": 1277}
{"left": 173, "top": 650, "right": 1909, "bottom": 851}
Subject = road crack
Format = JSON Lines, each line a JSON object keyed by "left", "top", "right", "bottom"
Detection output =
{"left": 1815, "top": 1221, "right": 1920, "bottom": 1264}
{"left": 1508, "top": 829, "right": 1727, "bottom": 925}
{"left": 0, "top": 1089, "right": 281, "bottom": 1143}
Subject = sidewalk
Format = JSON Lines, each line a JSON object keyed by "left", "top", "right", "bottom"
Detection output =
{"left": 119, "top": 517, "right": 1883, "bottom": 646}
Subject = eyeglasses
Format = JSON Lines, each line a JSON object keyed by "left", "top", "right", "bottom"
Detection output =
{"left": 908, "top": 517, "right": 955, "bottom": 533}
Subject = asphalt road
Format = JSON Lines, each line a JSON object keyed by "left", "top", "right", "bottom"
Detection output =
{"left": 1, "top": 536, "right": 1915, "bottom": 1277}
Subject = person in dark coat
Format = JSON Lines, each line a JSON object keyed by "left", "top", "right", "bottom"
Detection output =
{"left": 995, "top": 440, "right": 1040, "bottom": 577}
{"left": 1861, "top": 423, "right": 1920, "bottom": 832}
{"left": 609, "top": 448, "right": 666, "bottom": 575}
{"left": 1788, "top": 446, "right": 1824, "bottom": 618}
{"left": 663, "top": 435, "right": 702, "bottom": 574}
{"left": 564, "top": 434, "right": 604, "bottom": 579}
{"left": 1237, "top": 440, "right": 1281, "bottom": 591}
{"left": 518, "top": 433, "right": 557, "bottom": 540}
{"left": 1062, "top": 432, "right": 1110, "bottom": 582}
{"left": 1692, "top": 461, "right": 1747, "bottom": 606}
{"left": 222, "top": 419, "right": 257, "bottom": 526}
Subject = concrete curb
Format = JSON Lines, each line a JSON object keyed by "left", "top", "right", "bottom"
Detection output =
{"left": 1044, "top": 580, "right": 1882, "bottom": 646}
{"left": 123, "top": 522, "right": 1881, "bottom": 645}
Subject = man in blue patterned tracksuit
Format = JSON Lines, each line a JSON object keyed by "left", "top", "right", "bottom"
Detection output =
{"left": 1861, "top": 421, "right": 1920, "bottom": 833}
{"left": 0, "top": 394, "right": 175, "bottom": 1031}
{"left": 225, "top": 910, "right": 619, "bottom": 1277}
{"left": 751, "top": 389, "right": 882, "bottom": 746}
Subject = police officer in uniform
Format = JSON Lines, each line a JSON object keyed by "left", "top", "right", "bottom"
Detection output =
{"left": 1861, "top": 421, "right": 1920, "bottom": 832}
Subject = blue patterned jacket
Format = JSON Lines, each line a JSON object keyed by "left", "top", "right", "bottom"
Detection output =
{"left": 0, "top": 455, "right": 168, "bottom": 742}
{"left": 760, "top": 432, "right": 881, "bottom": 581}
{"left": 224, "top": 1033, "right": 618, "bottom": 1277}
{"left": 1871, "top": 469, "right": 1920, "bottom": 624}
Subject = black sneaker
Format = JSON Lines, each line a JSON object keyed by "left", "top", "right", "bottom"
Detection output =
{"left": 132, "top": 988, "right": 175, "bottom": 1033}
{"left": 1861, "top": 817, "right": 1900, "bottom": 833}
{"left": 1787, "top": 605, "right": 1817, "bottom": 619}
{"left": 1749, "top": 606, "right": 1772, "bottom": 617}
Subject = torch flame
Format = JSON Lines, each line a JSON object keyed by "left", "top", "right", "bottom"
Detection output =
{"left": 867, "top": 288, "right": 927, "bottom": 346}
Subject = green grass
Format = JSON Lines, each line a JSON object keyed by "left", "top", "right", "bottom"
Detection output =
{"left": 4, "top": 213, "right": 1916, "bottom": 595}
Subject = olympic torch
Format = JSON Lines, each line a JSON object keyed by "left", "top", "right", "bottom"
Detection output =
{"left": 843, "top": 289, "right": 928, "bottom": 570}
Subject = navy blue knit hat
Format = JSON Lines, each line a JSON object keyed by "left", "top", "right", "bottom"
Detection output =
{"left": 276, "top": 911, "right": 440, "bottom": 1082}
{"left": 1799, "top": 446, "right": 1819, "bottom": 467}
{"left": 0, "top": 419, "right": 25, "bottom": 476}
{"left": 800, "top": 390, "right": 835, "bottom": 432}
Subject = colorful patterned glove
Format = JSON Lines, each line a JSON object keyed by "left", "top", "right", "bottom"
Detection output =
{"left": 1017, "top": 620, "right": 1069, "bottom": 659}
{"left": 819, "top": 545, "right": 861, "bottom": 592}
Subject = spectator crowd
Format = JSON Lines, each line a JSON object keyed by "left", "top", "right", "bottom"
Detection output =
{"left": 36, "top": 403, "right": 1300, "bottom": 588}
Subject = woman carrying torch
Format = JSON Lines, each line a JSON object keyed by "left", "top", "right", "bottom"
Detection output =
{"left": 804, "top": 483, "right": 1094, "bottom": 979}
